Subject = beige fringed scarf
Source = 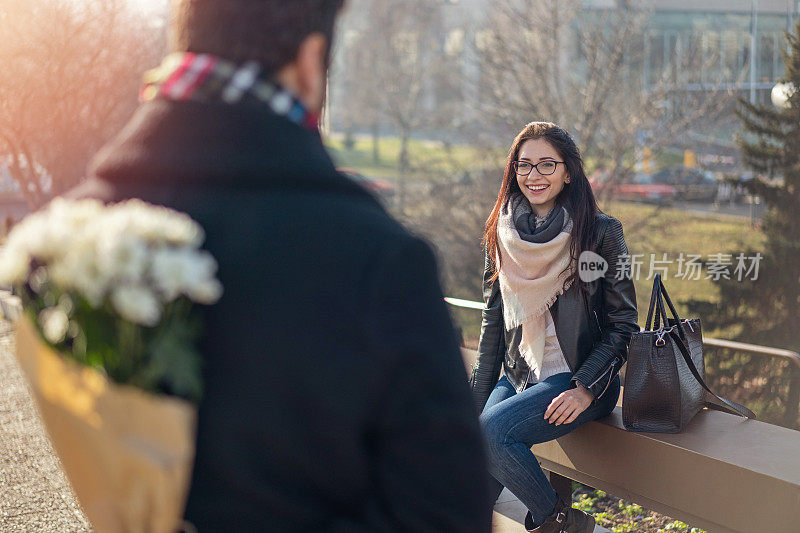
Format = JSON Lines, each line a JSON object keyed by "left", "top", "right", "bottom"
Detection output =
{"left": 497, "top": 193, "right": 575, "bottom": 374}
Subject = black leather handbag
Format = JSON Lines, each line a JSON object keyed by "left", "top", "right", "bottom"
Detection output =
{"left": 622, "top": 273, "right": 756, "bottom": 432}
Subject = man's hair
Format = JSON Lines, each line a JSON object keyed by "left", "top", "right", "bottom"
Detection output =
{"left": 169, "top": 0, "right": 346, "bottom": 73}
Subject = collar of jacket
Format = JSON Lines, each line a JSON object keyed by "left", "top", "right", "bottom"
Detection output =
{"left": 86, "top": 98, "right": 376, "bottom": 203}
{"left": 139, "top": 52, "right": 320, "bottom": 132}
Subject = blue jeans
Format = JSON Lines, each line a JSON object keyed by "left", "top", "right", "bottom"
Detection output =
{"left": 479, "top": 372, "right": 620, "bottom": 524}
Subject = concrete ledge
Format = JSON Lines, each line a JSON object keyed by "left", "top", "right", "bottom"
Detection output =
{"left": 531, "top": 406, "right": 800, "bottom": 533}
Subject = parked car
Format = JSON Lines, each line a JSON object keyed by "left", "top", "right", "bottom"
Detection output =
{"left": 650, "top": 167, "right": 718, "bottom": 202}
{"left": 338, "top": 168, "right": 395, "bottom": 198}
{"left": 589, "top": 169, "right": 677, "bottom": 205}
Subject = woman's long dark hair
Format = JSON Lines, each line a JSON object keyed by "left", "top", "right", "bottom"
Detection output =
{"left": 482, "top": 121, "right": 603, "bottom": 296}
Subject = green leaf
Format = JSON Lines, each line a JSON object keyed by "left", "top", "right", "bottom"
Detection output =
{"left": 138, "top": 317, "right": 203, "bottom": 402}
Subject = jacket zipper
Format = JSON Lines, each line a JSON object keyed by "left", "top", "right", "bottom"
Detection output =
{"left": 588, "top": 358, "right": 616, "bottom": 399}
{"left": 593, "top": 310, "right": 602, "bottom": 336}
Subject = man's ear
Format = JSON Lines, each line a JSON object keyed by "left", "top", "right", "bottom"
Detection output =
{"left": 294, "top": 32, "right": 328, "bottom": 113}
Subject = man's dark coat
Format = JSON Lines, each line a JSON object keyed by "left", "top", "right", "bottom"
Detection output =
{"left": 70, "top": 98, "right": 491, "bottom": 531}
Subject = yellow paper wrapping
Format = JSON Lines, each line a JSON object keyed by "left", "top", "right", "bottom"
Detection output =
{"left": 15, "top": 317, "right": 197, "bottom": 533}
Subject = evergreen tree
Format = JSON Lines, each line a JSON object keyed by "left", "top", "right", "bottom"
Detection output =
{"left": 685, "top": 20, "right": 800, "bottom": 427}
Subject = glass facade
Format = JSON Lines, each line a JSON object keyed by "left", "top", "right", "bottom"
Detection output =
{"left": 640, "top": 10, "right": 795, "bottom": 103}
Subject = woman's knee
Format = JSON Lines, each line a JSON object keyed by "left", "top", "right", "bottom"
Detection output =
{"left": 479, "top": 407, "right": 512, "bottom": 457}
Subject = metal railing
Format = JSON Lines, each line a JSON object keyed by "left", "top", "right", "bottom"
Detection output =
{"left": 445, "top": 297, "right": 800, "bottom": 428}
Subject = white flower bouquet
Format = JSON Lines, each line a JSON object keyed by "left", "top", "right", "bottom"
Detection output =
{"left": 0, "top": 198, "right": 222, "bottom": 533}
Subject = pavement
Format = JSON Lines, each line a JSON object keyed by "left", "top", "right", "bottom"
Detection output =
{"left": 670, "top": 199, "right": 762, "bottom": 220}
{"left": 0, "top": 318, "right": 91, "bottom": 531}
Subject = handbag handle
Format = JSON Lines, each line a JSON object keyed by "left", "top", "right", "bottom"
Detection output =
{"left": 655, "top": 281, "right": 669, "bottom": 332}
{"left": 645, "top": 274, "right": 662, "bottom": 330}
{"left": 668, "top": 328, "right": 757, "bottom": 419}
{"left": 645, "top": 273, "right": 672, "bottom": 332}
{"left": 644, "top": 274, "right": 688, "bottom": 342}
{"left": 657, "top": 276, "right": 688, "bottom": 342}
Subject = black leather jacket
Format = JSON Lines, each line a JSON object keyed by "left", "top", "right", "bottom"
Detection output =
{"left": 470, "top": 213, "right": 639, "bottom": 412}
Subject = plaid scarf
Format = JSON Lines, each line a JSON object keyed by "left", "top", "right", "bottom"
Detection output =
{"left": 140, "top": 52, "right": 319, "bottom": 131}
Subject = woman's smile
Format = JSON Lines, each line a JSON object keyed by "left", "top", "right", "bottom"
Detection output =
{"left": 525, "top": 183, "right": 550, "bottom": 194}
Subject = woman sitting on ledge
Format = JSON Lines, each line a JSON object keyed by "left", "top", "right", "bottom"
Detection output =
{"left": 470, "top": 121, "right": 639, "bottom": 533}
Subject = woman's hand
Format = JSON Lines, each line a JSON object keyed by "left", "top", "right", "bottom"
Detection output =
{"left": 544, "top": 382, "right": 595, "bottom": 425}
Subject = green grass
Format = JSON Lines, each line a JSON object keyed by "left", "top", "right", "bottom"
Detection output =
{"left": 602, "top": 200, "right": 765, "bottom": 339}
{"left": 325, "top": 133, "right": 688, "bottom": 186}
{"left": 570, "top": 485, "right": 709, "bottom": 533}
{"left": 324, "top": 133, "right": 505, "bottom": 180}
{"left": 326, "top": 132, "right": 693, "bottom": 181}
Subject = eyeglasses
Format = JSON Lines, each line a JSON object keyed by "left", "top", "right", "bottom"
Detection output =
{"left": 512, "top": 160, "right": 565, "bottom": 176}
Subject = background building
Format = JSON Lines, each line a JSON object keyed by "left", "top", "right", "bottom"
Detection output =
{"left": 329, "top": 0, "right": 800, "bottom": 165}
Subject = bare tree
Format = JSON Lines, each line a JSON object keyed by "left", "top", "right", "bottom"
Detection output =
{"left": 399, "top": 0, "right": 737, "bottom": 309}
{"left": 0, "top": 0, "right": 164, "bottom": 207}
{"left": 331, "top": 0, "right": 386, "bottom": 163}
{"left": 473, "top": 0, "right": 731, "bottom": 192}
{"left": 343, "top": 0, "right": 457, "bottom": 173}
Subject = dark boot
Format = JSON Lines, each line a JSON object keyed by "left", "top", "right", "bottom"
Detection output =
{"left": 524, "top": 496, "right": 595, "bottom": 533}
